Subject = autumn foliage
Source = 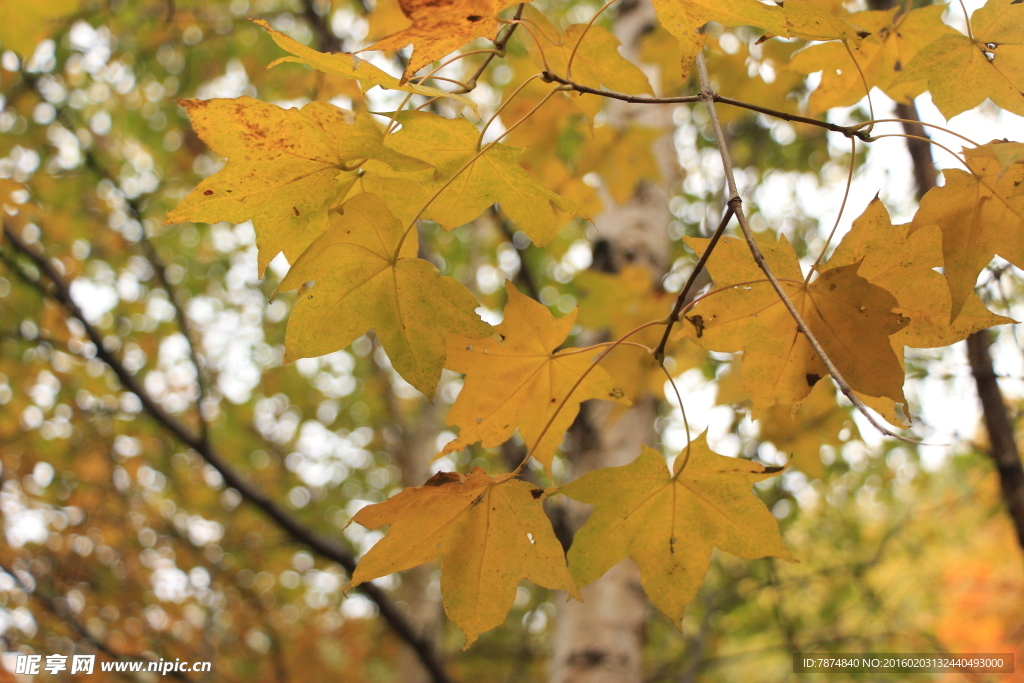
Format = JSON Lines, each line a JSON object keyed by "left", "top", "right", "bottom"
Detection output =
{"left": 2, "top": 0, "right": 1024, "bottom": 675}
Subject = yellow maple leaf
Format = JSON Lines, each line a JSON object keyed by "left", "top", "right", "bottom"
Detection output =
{"left": 560, "top": 435, "right": 793, "bottom": 623}
{"left": 909, "top": 143, "right": 1024, "bottom": 320}
{"left": 789, "top": 5, "right": 954, "bottom": 114}
{"left": 826, "top": 198, "right": 1011, "bottom": 346}
{"left": 440, "top": 281, "right": 628, "bottom": 475}
{"left": 360, "top": 111, "right": 587, "bottom": 246}
{"left": 965, "top": 139, "right": 1024, "bottom": 177}
{"left": 761, "top": 379, "right": 855, "bottom": 480}
{"left": 254, "top": 19, "right": 477, "bottom": 109}
{"left": 893, "top": 0, "right": 1024, "bottom": 119}
{"left": 575, "top": 266, "right": 703, "bottom": 403}
{"left": 0, "top": 0, "right": 77, "bottom": 55}
{"left": 277, "top": 193, "right": 491, "bottom": 396}
{"left": 576, "top": 126, "right": 662, "bottom": 204}
{"left": 165, "top": 98, "right": 426, "bottom": 276}
{"left": 363, "top": 0, "right": 520, "bottom": 83}
{"left": 676, "top": 234, "right": 907, "bottom": 415}
{"left": 520, "top": 7, "right": 652, "bottom": 118}
{"left": 714, "top": 360, "right": 857, "bottom": 480}
{"left": 652, "top": 0, "right": 869, "bottom": 79}
{"left": 348, "top": 468, "right": 579, "bottom": 648}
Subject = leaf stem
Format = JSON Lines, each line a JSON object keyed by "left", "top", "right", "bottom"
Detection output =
{"left": 854, "top": 118, "right": 979, "bottom": 148}
{"left": 461, "top": 3, "right": 526, "bottom": 92}
{"left": 807, "top": 135, "right": 857, "bottom": 280}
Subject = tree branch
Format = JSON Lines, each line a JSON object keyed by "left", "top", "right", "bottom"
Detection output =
{"left": 0, "top": 560, "right": 193, "bottom": 683}
{"left": 463, "top": 4, "right": 525, "bottom": 92}
{"left": 0, "top": 224, "right": 454, "bottom": 683}
{"left": 653, "top": 206, "right": 732, "bottom": 362}
{"left": 966, "top": 332, "right": 1024, "bottom": 549}
{"left": 691, "top": 53, "right": 905, "bottom": 441}
{"left": 540, "top": 71, "right": 871, "bottom": 141}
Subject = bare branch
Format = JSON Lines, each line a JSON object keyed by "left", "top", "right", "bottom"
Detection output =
{"left": 0, "top": 560, "right": 193, "bottom": 683}
{"left": 0, "top": 224, "right": 454, "bottom": 683}
{"left": 653, "top": 206, "right": 733, "bottom": 363}
{"left": 540, "top": 71, "right": 871, "bottom": 141}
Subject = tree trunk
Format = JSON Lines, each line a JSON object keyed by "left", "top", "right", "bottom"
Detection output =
{"left": 550, "top": 0, "right": 677, "bottom": 680}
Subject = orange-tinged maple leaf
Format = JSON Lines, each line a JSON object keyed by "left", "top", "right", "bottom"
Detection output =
{"left": 277, "top": 193, "right": 491, "bottom": 397}
{"left": 676, "top": 234, "right": 907, "bottom": 416}
{"left": 893, "top": 0, "right": 1024, "bottom": 119}
{"left": 560, "top": 434, "right": 793, "bottom": 623}
{"left": 364, "top": 0, "right": 521, "bottom": 83}
{"left": 439, "top": 281, "right": 628, "bottom": 475}
{"left": 790, "top": 5, "right": 953, "bottom": 114}
{"left": 164, "top": 98, "right": 426, "bottom": 276}
{"left": 360, "top": 111, "right": 587, "bottom": 246}
{"left": 348, "top": 468, "right": 579, "bottom": 648}
{"left": 909, "top": 143, "right": 1024, "bottom": 321}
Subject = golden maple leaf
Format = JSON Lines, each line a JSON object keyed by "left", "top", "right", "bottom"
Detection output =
{"left": 277, "top": 193, "right": 491, "bottom": 397}
{"left": 560, "top": 434, "right": 793, "bottom": 623}
{"left": 789, "top": 4, "right": 954, "bottom": 114}
{"left": 348, "top": 468, "right": 579, "bottom": 648}
{"left": 827, "top": 198, "right": 1011, "bottom": 346}
{"left": 893, "top": 0, "right": 1024, "bottom": 119}
{"left": 359, "top": 111, "right": 587, "bottom": 246}
{"left": 519, "top": 6, "right": 652, "bottom": 119}
{"left": 164, "top": 98, "right": 426, "bottom": 276}
{"left": 440, "top": 281, "right": 628, "bottom": 475}
{"left": 651, "top": 0, "right": 869, "bottom": 79}
{"left": 254, "top": 19, "right": 477, "bottom": 108}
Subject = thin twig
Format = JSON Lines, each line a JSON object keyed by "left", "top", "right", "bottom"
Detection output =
{"left": 0, "top": 225, "right": 454, "bottom": 683}
{"left": 462, "top": 4, "right": 525, "bottom": 92}
{"left": 653, "top": 206, "right": 733, "bottom": 363}
{"left": 540, "top": 72, "right": 871, "bottom": 141}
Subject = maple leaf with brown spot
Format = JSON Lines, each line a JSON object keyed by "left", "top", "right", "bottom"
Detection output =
{"left": 348, "top": 468, "right": 579, "bottom": 648}
{"left": 164, "top": 97, "right": 426, "bottom": 276}
{"left": 676, "top": 234, "right": 908, "bottom": 415}
{"left": 439, "top": 281, "right": 628, "bottom": 475}
{"left": 789, "top": 5, "right": 954, "bottom": 114}
{"left": 364, "top": 0, "right": 521, "bottom": 83}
